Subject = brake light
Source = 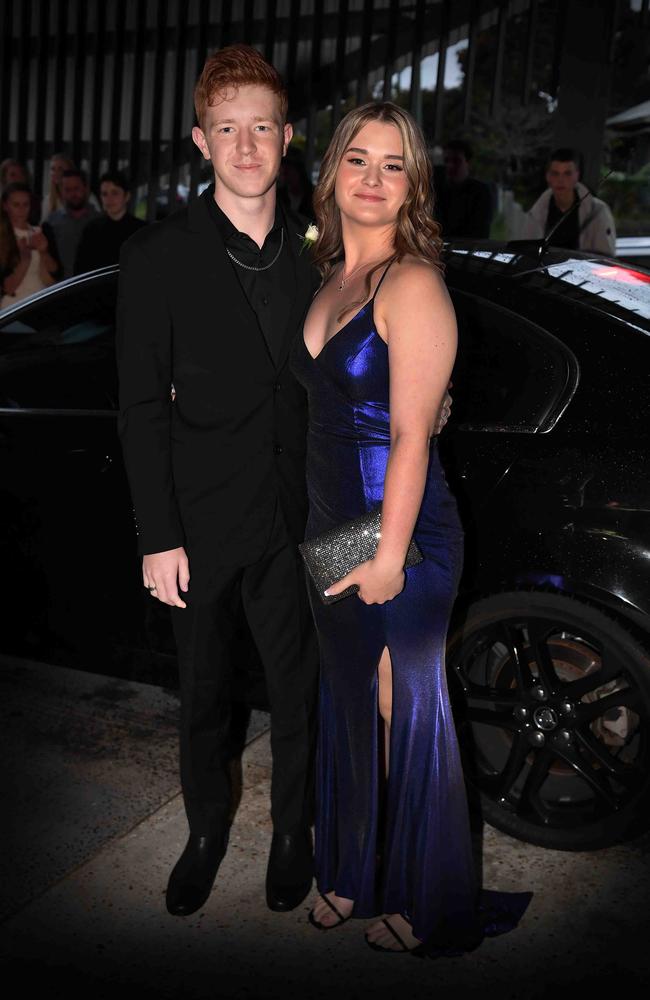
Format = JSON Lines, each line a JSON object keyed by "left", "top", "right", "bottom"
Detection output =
{"left": 592, "top": 265, "right": 650, "bottom": 285}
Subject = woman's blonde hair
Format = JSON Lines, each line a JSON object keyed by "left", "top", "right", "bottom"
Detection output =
{"left": 0, "top": 158, "right": 28, "bottom": 190}
{"left": 47, "top": 153, "right": 75, "bottom": 215}
{"left": 312, "top": 101, "right": 443, "bottom": 312}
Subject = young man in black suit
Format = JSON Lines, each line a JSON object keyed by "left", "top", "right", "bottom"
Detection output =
{"left": 117, "top": 45, "right": 320, "bottom": 917}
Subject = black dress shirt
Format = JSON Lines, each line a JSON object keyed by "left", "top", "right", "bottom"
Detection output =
{"left": 206, "top": 188, "right": 294, "bottom": 364}
{"left": 545, "top": 192, "right": 580, "bottom": 251}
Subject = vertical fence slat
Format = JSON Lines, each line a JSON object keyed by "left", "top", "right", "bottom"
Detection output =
{"left": 382, "top": 0, "right": 399, "bottom": 102}
{"left": 196, "top": 0, "right": 210, "bottom": 68}
{"left": 490, "top": 0, "right": 508, "bottom": 120}
{"left": 305, "top": 0, "right": 324, "bottom": 175}
{"left": 432, "top": 0, "right": 450, "bottom": 141}
{"left": 189, "top": 0, "right": 211, "bottom": 201}
{"left": 243, "top": 0, "right": 254, "bottom": 44}
{"left": 52, "top": 0, "right": 67, "bottom": 155}
{"left": 128, "top": 0, "right": 147, "bottom": 194}
{"left": 409, "top": 0, "right": 426, "bottom": 122}
{"left": 168, "top": 2, "right": 188, "bottom": 213}
{"left": 463, "top": 0, "right": 479, "bottom": 125}
{"left": 221, "top": 0, "right": 233, "bottom": 47}
{"left": 522, "top": 0, "right": 537, "bottom": 105}
{"left": 286, "top": 0, "right": 300, "bottom": 88}
{"left": 264, "top": 0, "right": 277, "bottom": 63}
{"left": 33, "top": 0, "right": 49, "bottom": 193}
{"left": 90, "top": 1, "right": 107, "bottom": 186}
{"left": 146, "top": 0, "right": 169, "bottom": 220}
{"left": 331, "top": 0, "right": 349, "bottom": 129}
{"left": 607, "top": 0, "right": 621, "bottom": 63}
{"left": 16, "top": 0, "right": 32, "bottom": 163}
{"left": 70, "top": 0, "right": 88, "bottom": 167}
{"left": 0, "top": 0, "right": 14, "bottom": 156}
{"left": 356, "top": 0, "right": 373, "bottom": 106}
{"left": 550, "top": 0, "right": 567, "bottom": 100}
{"left": 109, "top": 0, "right": 127, "bottom": 170}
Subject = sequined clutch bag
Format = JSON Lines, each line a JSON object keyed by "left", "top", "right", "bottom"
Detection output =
{"left": 299, "top": 507, "right": 423, "bottom": 605}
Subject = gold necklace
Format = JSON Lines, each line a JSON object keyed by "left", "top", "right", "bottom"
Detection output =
{"left": 337, "top": 257, "right": 387, "bottom": 291}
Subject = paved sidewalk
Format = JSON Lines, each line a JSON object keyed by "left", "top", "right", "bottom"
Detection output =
{"left": 2, "top": 660, "right": 650, "bottom": 998}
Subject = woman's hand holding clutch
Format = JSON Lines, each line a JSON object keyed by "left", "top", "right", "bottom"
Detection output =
{"left": 324, "top": 556, "right": 405, "bottom": 605}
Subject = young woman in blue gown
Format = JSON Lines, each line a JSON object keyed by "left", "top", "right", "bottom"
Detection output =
{"left": 290, "top": 102, "right": 530, "bottom": 956}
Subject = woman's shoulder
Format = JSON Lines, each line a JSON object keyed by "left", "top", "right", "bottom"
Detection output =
{"left": 380, "top": 254, "right": 446, "bottom": 301}
{"left": 374, "top": 255, "right": 453, "bottom": 343}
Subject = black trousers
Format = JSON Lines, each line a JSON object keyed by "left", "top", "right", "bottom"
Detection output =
{"left": 171, "top": 503, "right": 318, "bottom": 836}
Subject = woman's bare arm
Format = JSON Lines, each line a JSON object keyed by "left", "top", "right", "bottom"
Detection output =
{"left": 375, "top": 260, "right": 457, "bottom": 570}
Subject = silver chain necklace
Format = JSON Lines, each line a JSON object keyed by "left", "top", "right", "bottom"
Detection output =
{"left": 338, "top": 256, "right": 388, "bottom": 291}
{"left": 226, "top": 228, "right": 284, "bottom": 271}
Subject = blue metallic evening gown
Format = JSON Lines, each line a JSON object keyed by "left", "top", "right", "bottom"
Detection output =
{"left": 291, "top": 266, "right": 530, "bottom": 953}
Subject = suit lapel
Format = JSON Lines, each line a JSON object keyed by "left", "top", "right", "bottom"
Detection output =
{"left": 275, "top": 204, "right": 320, "bottom": 372}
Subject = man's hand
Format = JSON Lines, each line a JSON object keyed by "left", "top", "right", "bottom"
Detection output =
{"left": 433, "top": 381, "right": 453, "bottom": 435}
{"left": 143, "top": 546, "right": 190, "bottom": 608}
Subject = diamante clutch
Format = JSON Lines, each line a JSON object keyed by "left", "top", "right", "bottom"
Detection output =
{"left": 298, "top": 507, "right": 423, "bottom": 605}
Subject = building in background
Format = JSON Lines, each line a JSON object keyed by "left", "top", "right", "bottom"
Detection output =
{"left": 2, "top": 0, "right": 648, "bottom": 239}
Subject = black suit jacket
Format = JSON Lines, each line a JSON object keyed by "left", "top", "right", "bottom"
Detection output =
{"left": 116, "top": 189, "right": 319, "bottom": 562}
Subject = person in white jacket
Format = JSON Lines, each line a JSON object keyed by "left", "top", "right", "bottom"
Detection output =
{"left": 523, "top": 147, "right": 616, "bottom": 256}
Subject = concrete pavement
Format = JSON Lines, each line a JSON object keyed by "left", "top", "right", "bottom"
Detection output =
{"left": 1, "top": 657, "right": 649, "bottom": 998}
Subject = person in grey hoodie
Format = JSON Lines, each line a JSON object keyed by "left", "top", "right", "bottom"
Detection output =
{"left": 524, "top": 147, "right": 616, "bottom": 256}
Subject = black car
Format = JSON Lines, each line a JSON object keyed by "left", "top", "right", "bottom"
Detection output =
{"left": 1, "top": 244, "right": 649, "bottom": 852}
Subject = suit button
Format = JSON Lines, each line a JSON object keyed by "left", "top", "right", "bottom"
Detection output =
{"left": 274, "top": 382, "right": 281, "bottom": 392}
{"left": 274, "top": 444, "right": 283, "bottom": 455}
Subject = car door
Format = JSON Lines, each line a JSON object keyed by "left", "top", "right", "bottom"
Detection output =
{"left": 0, "top": 274, "right": 152, "bottom": 672}
{"left": 440, "top": 289, "right": 579, "bottom": 583}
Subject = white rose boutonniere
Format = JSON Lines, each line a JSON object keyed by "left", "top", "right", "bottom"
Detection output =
{"left": 300, "top": 223, "right": 319, "bottom": 254}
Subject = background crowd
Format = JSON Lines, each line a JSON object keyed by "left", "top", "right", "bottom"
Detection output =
{"left": 0, "top": 138, "right": 616, "bottom": 311}
{"left": 0, "top": 156, "right": 145, "bottom": 310}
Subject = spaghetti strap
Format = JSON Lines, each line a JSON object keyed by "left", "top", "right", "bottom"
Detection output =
{"left": 371, "top": 259, "right": 396, "bottom": 301}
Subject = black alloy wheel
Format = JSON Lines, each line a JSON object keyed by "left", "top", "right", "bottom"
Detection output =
{"left": 447, "top": 591, "right": 650, "bottom": 850}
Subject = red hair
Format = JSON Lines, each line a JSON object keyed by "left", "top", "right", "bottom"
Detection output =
{"left": 194, "top": 44, "right": 288, "bottom": 127}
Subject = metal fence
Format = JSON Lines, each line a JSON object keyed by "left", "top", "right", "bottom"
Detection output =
{"left": 1, "top": 0, "right": 644, "bottom": 218}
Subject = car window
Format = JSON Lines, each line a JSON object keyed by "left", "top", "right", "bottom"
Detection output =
{"left": 0, "top": 273, "right": 118, "bottom": 411}
{"left": 448, "top": 290, "right": 578, "bottom": 433}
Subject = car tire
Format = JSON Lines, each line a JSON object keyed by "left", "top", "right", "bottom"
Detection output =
{"left": 447, "top": 590, "right": 650, "bottom": 850}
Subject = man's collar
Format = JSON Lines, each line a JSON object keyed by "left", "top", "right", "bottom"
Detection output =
{"left": 206, "top": 183, "right": 283, "bottom": 241}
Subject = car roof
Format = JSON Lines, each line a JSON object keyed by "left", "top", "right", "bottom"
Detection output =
{"left": 444, "top": 240, "right": 650, "bottom": 333}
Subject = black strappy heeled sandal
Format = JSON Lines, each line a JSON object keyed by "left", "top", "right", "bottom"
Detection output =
{"left": 308, "top": 892, "right": 352, "bottom": 930}
{"left": 365, "top": 916, "right": 426, "bottom": 957}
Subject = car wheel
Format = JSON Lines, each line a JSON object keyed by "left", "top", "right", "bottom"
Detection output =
{"left": 447, "top": 591, "right": 650, "bottom": 850}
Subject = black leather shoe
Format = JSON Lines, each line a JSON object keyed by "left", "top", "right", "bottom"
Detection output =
{"left": 166, "top": 830, "right": 229, "bottom": 916}
{"left": 265, "top": 826, "right": 313, "bottom": 912}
